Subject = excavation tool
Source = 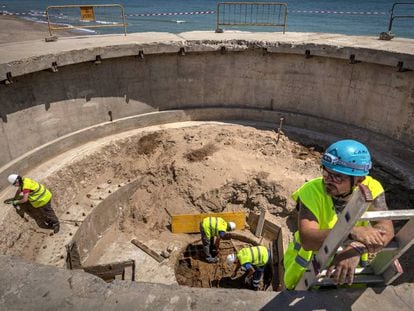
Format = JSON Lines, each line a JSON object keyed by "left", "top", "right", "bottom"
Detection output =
{"left": 4, "top": 198, "right": 29, "bottom": 221}
{"left": 295, "top": 184, "right": 414, "bottom": 290}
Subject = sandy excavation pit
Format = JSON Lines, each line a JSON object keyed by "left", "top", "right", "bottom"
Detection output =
{"left": 1, "top": 123, "right": 413, "bottom": 287}
{"left": 176, "top": 238, "right": 274, "bottom": 290}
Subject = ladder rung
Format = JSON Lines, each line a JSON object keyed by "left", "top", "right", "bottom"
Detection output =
{"left": 382, "top": 240, "right": 399, "bottom": 251}
{"left": 337, "top": 241, "right": 398, "bottom": 254}
{"left": 318, "top": 266, "right": 374, "bottom": 277}
{"left": 360, "top": 210, "right": 414, "bottom": 221}
{"left": 314, "top": 274, "right": 385, "bottom": 287}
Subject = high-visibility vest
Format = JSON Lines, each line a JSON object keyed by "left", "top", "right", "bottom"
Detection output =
{"left": 237, "top": 246, "right": 269, "bottom": 267}
{"left": 22, "top": 177, "right": 52, "bottom": 208}
{"left": 283, "top": 176, "right": 384, "bottom": 290}
{"left": 201, "top": 217, "right": 228, "bottom": 239}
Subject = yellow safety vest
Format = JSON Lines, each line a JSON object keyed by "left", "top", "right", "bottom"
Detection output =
{"left": 202, "top": 217, "right": 228, "bottom": 239}
{"left": 283, "top": 176, "right": 384, "bottom": 290}
{"left": 22, "top": 178, "right": 52, "bottom": 208}
{"left": 237, "top": 246, "right": 269, "bottom": 267}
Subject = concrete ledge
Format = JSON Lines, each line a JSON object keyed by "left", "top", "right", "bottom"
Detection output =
{"left": 1, "top": 254, "right": 413, "bottom": 311}
{"left": 1, "top": 32, "right": 414, "bottom": 80}
{"left": 1, "top": 108, "right": 413, "bottom": 192}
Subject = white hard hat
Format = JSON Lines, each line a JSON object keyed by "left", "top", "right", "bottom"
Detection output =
{"left": 228, "top": 221, "right": 236, "bottom": 231}
{"left": 226, "top": 253, "right": 236, "bottom": 265}
{"left": 7, "top": 174, "right": 19, "bottom": 185}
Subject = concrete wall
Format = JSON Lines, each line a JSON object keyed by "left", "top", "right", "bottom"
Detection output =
{"left": 72, "top": 178, "right": 143, "bottom": 263}
{"left": 1, "top": 33, "right": 414, "bottom": 190}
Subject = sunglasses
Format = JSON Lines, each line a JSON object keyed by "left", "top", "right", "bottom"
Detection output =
{"left": 321, "top": 166, "right": 349, "bottom": 183}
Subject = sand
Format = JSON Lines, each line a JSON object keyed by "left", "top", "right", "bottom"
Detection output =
{"left": 0, "top": 15, "right": 79, "bottom": 44}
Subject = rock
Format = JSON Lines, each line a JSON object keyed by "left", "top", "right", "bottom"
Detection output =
{"left": 379, "top": 31, "right": 394, "bottom": 41}
{"left": 161, "top": 250, "right": 170, "bottom": 258}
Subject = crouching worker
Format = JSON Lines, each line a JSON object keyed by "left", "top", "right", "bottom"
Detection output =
{"left": 227, "top": 245, "right": 270, "bottom": 290}
{"left": 7, "top": 174, "right": 60, "bottom": 233}
{"left": 200, "top": 216, "right": 236, "bottom": 263}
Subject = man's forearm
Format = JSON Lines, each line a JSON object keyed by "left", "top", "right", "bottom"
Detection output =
{"left": 300, "top": 228, "right": 331, "bottom": 251}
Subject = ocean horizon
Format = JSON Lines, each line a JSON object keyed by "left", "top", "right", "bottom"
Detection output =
{"left": 1, "top": 0, "right": 413, "bottom": 38}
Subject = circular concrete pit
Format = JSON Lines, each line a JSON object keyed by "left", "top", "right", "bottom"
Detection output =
{"left": 0, "top": 33, "right": 414, "bottom": 309}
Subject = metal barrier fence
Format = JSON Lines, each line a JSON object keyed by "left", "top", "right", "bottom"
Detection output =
{"left": 46, "top": 4, "right": 127, "bottom": 37}
{"left": 216, "top": 2, "right": 287, "bottom": 33}
{"left": 388, "top": 2, "right": 414, "bottom": 32}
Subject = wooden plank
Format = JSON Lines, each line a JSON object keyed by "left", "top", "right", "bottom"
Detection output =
{"left": 131, "top": 239, "right": 164, "bottom": 263}
{"left": 171, "top": 211, "right": 246, "bottom": 233}
{"left": 255, "top": 208, "right": 266, "bottom": 237}
{"left": 248, "top": 211, "right": 280, "bottom": 239}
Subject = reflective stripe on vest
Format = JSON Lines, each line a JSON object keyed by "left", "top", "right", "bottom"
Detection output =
{"left": 238, "top": 246, "right": 268, "bottom": 267}
{"left": 248, "top": 246, "right": 262, "bottom": 264}
{"left": 22, "top": 178, "right": 52, "bottom": 208}
{"left": 295, "top": 254, "right": 310, "bottom": 268}
{"left": 209, "top": 217, "right": 218, "bottom": 237}
{"left": 202, "top": 217, "right": 227, "bottom": 239}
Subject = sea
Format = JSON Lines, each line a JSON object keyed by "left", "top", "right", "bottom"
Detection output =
{"left": 1, "top": 0, "right": 414, "bottom": 38}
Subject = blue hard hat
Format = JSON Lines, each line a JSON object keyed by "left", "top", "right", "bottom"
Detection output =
{"left": 321, "top": 140, "right": 372, "bottom": 176}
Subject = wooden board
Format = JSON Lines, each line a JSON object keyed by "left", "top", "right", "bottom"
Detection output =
{"left": 247, "top": 211, "right": 280, "bottom": 240}
{"left": 131, "top": 239, "right": 164, "bottom": 263}
{"left": 171, "top": 211, "right": 246, "bottom": 233}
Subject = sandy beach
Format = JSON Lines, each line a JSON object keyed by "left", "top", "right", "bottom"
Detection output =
{"left": 0, "top": 15, "right": 76, "bottom": 44}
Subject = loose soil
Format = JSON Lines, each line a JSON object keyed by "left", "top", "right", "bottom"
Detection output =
{"left": 1, "top": 123, "right": 413, "bottom": 287}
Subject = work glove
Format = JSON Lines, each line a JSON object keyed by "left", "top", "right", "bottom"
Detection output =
{"left": 244, "top": 276, "right": 251, "bottom": 285}
{"left": 12, "top": 200, "right": 19, "bottom": 206}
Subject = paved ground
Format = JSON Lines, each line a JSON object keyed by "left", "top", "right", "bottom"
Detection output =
{"left": 1, "top": 254, "right": 413, "bottom": 311}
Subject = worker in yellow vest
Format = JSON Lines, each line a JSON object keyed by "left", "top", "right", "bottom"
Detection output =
{"left": 227, "top": 245, "right": 270, "bottom": 291}
{"left": 283, "top": 140, "right": 394, "bottom": 289}
{"left": 200, "top": 216, "right": 236, "bottom": 263}
{"left": 7, "top": 174, "right": 60, "bottom": 233}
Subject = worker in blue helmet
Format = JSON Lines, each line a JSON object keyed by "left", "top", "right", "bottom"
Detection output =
{"left": 283, "top": 139, "right": 394, "bottom": 289}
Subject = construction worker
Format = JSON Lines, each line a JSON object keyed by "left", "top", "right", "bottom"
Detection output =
{"left": 283, "top": 139, "right": 394, "bottom": 289}
{"left": 200, "top": 216, "right": 236, "bottom": 263}
{"left": 6, "top": 174, "right": 60, "bottom": 233}
{"left": 227, "top": 245, "right": 270, "bottom": 291}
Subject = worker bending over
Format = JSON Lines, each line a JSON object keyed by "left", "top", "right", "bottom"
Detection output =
{"left": 200, "top": 216, "right": 236, "bottom": 263}
{"left": 227, "top": 245, "right": 270, "bottom": 290}
{"left": 7, "top": 174, "right": 60, "bottom": 234}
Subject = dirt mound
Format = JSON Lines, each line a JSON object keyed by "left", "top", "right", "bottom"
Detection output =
{"left": 2, "top": 123, "right": 412, "bottom": 285}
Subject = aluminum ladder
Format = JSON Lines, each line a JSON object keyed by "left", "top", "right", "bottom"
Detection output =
{"left": 295, "top": 184, "right": 414, "bottom": 290}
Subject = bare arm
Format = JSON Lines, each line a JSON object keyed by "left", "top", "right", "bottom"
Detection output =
{"left": 14, "top": 192, "right": 29, "bottom": 204}
{"left": 349, "top": 193, "right": 394, "bottom": 252}
{"left": 370, "top": 193, "right": 394, "bottom": 244}
{"left": 298, "top": 201, "right": 330, "bottom": 251}
{"left": 231, "top": 261, "right": 241, "bottom": 278}
{"left": 245, "top": 266, "right": 255, "bottom": 278}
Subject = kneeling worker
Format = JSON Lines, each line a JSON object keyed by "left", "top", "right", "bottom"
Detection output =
{"left": 200, "top": 216, "right": 236, "bottom": 263}
{"left": 7, "top": 174, "right": 60, "bottom": 233}
{"left": 227, "top": 245, "right": 270, "bottom": 290}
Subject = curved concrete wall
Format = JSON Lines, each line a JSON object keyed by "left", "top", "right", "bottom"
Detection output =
{"left": 1, "top": 32, "right": 414, "bottom": 190}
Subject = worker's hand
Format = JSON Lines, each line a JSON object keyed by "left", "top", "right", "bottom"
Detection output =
{"left": 350, "top": 226, "right": 386, "bottom": 253}
{"left": 12, "top": 200, "right": 19, "bottom": 206}
{"left": 326, "top": 246, "right": 360, "bottom": 285}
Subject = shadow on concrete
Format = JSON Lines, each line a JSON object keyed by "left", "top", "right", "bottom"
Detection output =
{"left": 260, "top": 288, "right": 366, "bottom": 311}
